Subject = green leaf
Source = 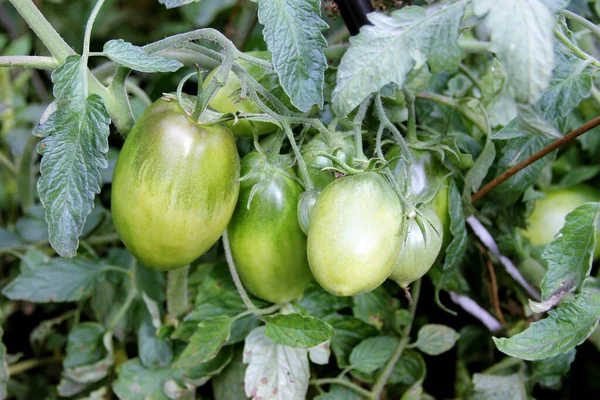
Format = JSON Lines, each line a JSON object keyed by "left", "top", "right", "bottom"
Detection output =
{"left": 314, "top": 383, "right": 363, "bottom": 400}
{"left": 35, "top": 95, "right": 110, "bottom": 257}
{"left": 175, "top": 316, "right": 232, "bottom": 369}
{"left": 388, "top": 349, "right": 426, "bottom": 386}
{"left": 113, "top": 359, "right": 183, "bottom": 400}
{"left": 324, "top": 314, "right": 379, "bottom": 368}
{"left": 532, "top": 348, "right": 576, "bottom": 389}
{"left": 414, "top": 324, "right": 460, "bottom": 356}
{"left": 264, "top": 313, "right": 334, "bottom": 348}
{"left": 227, "top": 314, "right": 261, "bottom": 345}
{"left": 103, "top": 40, "right": 183, "bottom": 73}
{"left": 158, "top": 0, "right": 201, "bottom": 8}
{"left": 442, "top": 179, "right": 467, "bottom": 271}
{"left": 255, "top": 0, "right": 328, "bottom": 112}
{"left": 296, "top": 283, "right": 352, "bottom": 318}
{"left": 493, "top": 291, "right": 600, "bottom": 360}
{"left": 2, "top": 257, "right": 103, "bottom": 302}
{"left": 465, "top": 137, "right": 495, "bottom": 194}
{"left": 244, "top": 326, "right": 309, "bottom": 400}
{"left": 349, "top": 336, "right": 399, "bottom": 374}
{"left": 212, "top": 349, "right": 247, "bottom": 400}
{"left": 352, "top": 286, "right": 396, "bottom": 330}
{"left": 332, "top": 2, "right": 466, "bottom": 116}
{"left": 0, "top": 228, "right": 21, "bottom": 250}
{"left": 51, "top": 55, "right": 85, "bottom": 102}
{"left": 492, "top": 106, "right": 561, "bottom": 140}
{"left": 182, "top": 345, "right": 234, "bottom": 387}
{"left": 540, "top": 202, "right": 600, "bottom": 302}
{"left": 0, "top": 327, "right": 7, "bottom": 400}
{"left": 471, "top": 372, "right": 527, "bottom": 400}
{"left": 473, "top": 0, "right": 555, "bottom": 103}
{"left": 138, "top": 320, "right": 173, "bottom": 369}
{"left": 63, "top": 324, "right": 113, "bottom": 384}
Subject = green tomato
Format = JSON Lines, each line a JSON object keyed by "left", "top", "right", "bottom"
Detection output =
{"left": 111, "top": 98, "right": 240, "bottom": 270}
{"left": 388, "top": 146, "right": 450, "bottom": 249}
{"left": 389, "top": 207, "right": 443, "bottom": 288}
{"left": 206, "top": 51, "right": 288, "bottom": 137}
{"left": 301, "top": 132, "right": 355, "bottom": 189}
{"left": 522, "top": 185, "right": 600, "bottom": 260}
{"left": 227, "top": 152, "right": 312, "bottom": 303}
{"left": 307, "top": 172, "right": 404, "bottom": 296}
{"left": 297, "top": 188, "right": 321, "bottom": 235}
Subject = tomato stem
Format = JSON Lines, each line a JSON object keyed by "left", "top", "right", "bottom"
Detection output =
{"left": 403, "top": 88, "right": 417, "bottom": 144}
{"left": 283, "top": 123, "right": 314, "bottom": 190}
{"left": 167, "top": 265, "right": 190, "bottom": 320}
{"left": 353, "top": 97, "right": 370, "bottom": 161}
{"left": 310, "top": 378, "right": 374, "bottom": 399}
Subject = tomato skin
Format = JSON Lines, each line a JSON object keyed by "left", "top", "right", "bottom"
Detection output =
{"left": 389, "top": 207, "right": 443, "bottom": 288}
{"left": 307, "top": 172, "right": 404, "bottom": 296}
{"left": 111, "top": 98, "right": 240, "bottom": 270}
{"left": 297, "top": 188, "right": 321, "bottom": 235}
{"left": 301, "top": 132, "right": 355, "bottom": 189}
{"left": 522, "top": 185, "right": 600, "bottom": 260}
{"left": 388, "top": 146, "right": 450, "bottom": 249}
{"left": 227, "top": 152, "right": 312, "bottom": 303}
{"left": 206, "top": 51, "right": 285, "bottom": 137}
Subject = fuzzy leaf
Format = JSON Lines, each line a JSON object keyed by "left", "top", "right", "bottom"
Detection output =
{"left": 264, "top": 313, "right": 334, "bottom": 348}
{"left": 103, "top": 39, "right": 183, "bottom": 73}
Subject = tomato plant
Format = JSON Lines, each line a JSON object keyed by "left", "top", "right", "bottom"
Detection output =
{"left": 112, "top": 98, "right": 240, "bottom": 270}
{"left": 227, "top": 151, "right": 312, "bottom": 304}
{"left": 2, "top": 0, "right": 600, "bottom": 399}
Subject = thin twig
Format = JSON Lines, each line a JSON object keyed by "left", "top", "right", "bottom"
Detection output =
{"left": 476, "top": 243, "right": 507, "bottom": 325}
{"left": 472, "top": 115, "right": 600, "bottom": 203}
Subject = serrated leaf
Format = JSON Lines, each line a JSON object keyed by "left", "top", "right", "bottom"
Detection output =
{"left": 389, "top": 349, "right": 426, "bottom": 386}
{"left": 442, "top": 179, "right": 467, "bottom": 271}
{"left": 63, "top": 325, "right": 113, "bottom": 384}
{"left": 182, "top": 346, "right": 234, "bottom": 387}
{"left": 473, "top": 0, "right": 555, "bottom": 104}
{"left": 414, "top": 324, "right": 460, "bottom": 356}
{"left": 113, "top": 359, "right": 184, "bottom": 400}
{"left": 324, "top": 314, "right": 379, "bottom": 368}
{"left": 103, "top": 39, "right": 183, "bottom": 73}
{"left": 539, "top": 202, "right": 600, "bottom": 303}
{"left": 472, "top": 372, "right": 527, "bottom": 400}
{"left": 264, "top": 313, "right": 334, "bottom": 348}
{"left": 352, "top": 286, "right": 394, "bottom": 330}
{"left": 138, "top": 320, "right": 173, "bottom": 369}
{"left": 532, "top": 348, "right": 576, "bottom": 389}
{"left": 0, "top": 328, "right": 7, "bottom": 400}
{"left": 296, "top": 283, "right": 352, "bottom": 319}
{"left": 175, "top": 316, "right": 231, "bottom": 369}
{"left": 465, "top": 137, "right": 495, "bottom": 193}
{"left": 158, "top": 0, "right": 201, "bottom": 8}
{"left": 255, "top": 0, "right": 328, "bottom": 112}
{"left": 333, "top": 2, "right": 466, "bottom": 116}
{"left": 493, "top": 291, "right": 600, "bottom": 360}
{"left": 212, "top": 349, "right": 247, "bottom": 400}
{"left": 2, "top": 257, "right": 103, "bottom": 302}
{"left": 35, "top": 95, "right": 110, "bottom": 257}
{"left": 349, "top": 336, "right": 399, "bottom": 374}
{"left": 243, "top": 326, "right": 309, "bottom": 400}
{"left": 51, "top": 55, "right": 85, "bottom": 102}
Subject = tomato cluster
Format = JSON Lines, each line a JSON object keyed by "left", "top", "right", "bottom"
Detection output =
{"left": 111, "top": 67, "right": 452, "bottom": 302}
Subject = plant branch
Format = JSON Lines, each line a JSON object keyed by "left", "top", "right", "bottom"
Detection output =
{"left": 449, "top": 291, "right": 502, "bottom": 332}
{"left": 9, "top": 0, "right": 75, "bottom": 63}
{"left": 0, "top": 56, "right": 59, "bottom": 69}
{"left": 371, "top": 279, "right": 421, "bottom": 399}
{"left": 7, "top": 354, "right": 63, "bottom": 376}
{"left": 554, "top": 28, "right": 600, "bottom": 68}
{"left": 459, "top": 64, "right": 484, "bottom": 93}
{"left": 471, "top": 115, "right": 600, "bottom": 203}
{"left": 167, "top": 265, "right": 190, "bottom": 319}
{"left": 561, "top": 9, "right": 600, "bottom": 40}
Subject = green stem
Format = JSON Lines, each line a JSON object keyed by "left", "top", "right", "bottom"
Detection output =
{"left": 324, "top": 43, "right": 349, "bottom": 60}
{"left": 0, "top": 152, "right": 17, "bottom": 176}
{"left": 561, "top": 9, "right": 600, "bottom": 39}
{"left": 17, "top": 134, "right": 39, "bottom": 210}
{"left": 482, "top": 356, "right": 523, "bottom": 375}
{"left": 458, "top": 39, "right": 492, "bottom": 53}
{"left": 108, "top": 66, "right": 135, "bottom": 135}
{"left": 7, "top": 355, "right": 63, "bottom": 376}
{"left": 8, "top": 0, "right": 75, "bottom": 63}
{"left": 81, "top": 0, "right": 106, "bottom": 96}
{"left": 223, "top": 230, "right": 281, "bottom": 316}
{"left": 283, "top": 123, "right": 313, "bottom": 190}
{"left": 402, "top": 88, "right": 417, "bottom": 144}
{"left": 108, "top": 286, "right": 137, "bottom": 331}
{"left": 310, "top": 378, "right": 374, "bottom": 399}
{"left": 167, "top": 265, "right": 190, "bottom": 319}
{"left": 266, "top": 131, "right": 286, "bottom": 161}
{"left": 459, "top": 64, "right": 484, "bottom": 94}
{"left": 125, "top": 80, "right": 152, "bottom": 106}
{"left": 0, "top": 56, "right": 59, "bottom": 69}
{"left": 86, "top": 232, "right": 120, "bottom": 246}
{"left": 554, "top": 28, "right": 600, "bottom": 68}
{"left": 371, "top": 279, "right": 422, "bottom": 398}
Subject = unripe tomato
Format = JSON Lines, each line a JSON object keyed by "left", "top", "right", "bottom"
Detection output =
{"left": 206, "top": 51, "right": 289, "bottom": 137}
{"left": 227, "top": 152, "right": 312, "bottom": 303}
{"left": 388, "top": 146, "right": 450, "bottom": 249}
{"left": 307, "top": 172, "right": 404, "bottom": 296}
{"left": 111, "top": 98, "right": 240, "bottom": 270}
{"left": 389, "top": 207, "right": 443, "bottom": 288}
{"left": 522, "top": 184, "right": 600, "bottom": 260}
{"left": 301, "top": 132, "right": 355, "bottom": 189}
{"left": 297, "top": 188, "right": 321, "bottom": 235}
